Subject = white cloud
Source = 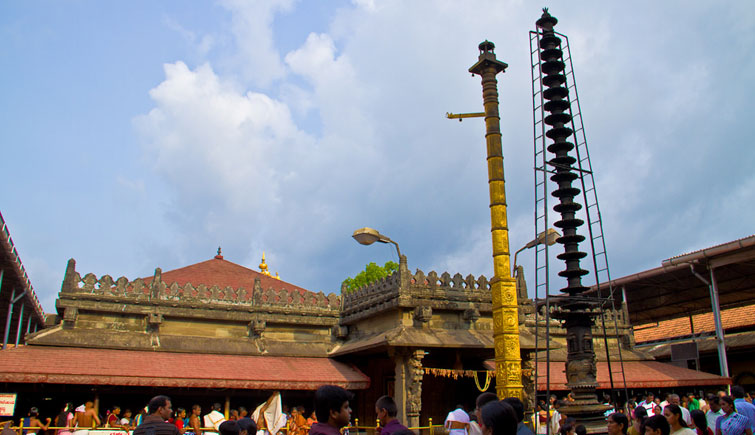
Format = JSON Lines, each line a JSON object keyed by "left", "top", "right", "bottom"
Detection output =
{"left": 218, "top": 0, "right": 295, "bottom": 88}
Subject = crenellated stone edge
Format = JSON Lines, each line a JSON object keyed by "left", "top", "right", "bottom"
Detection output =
{"left": 60, "top": 258, "right": 340, "bottom": 310}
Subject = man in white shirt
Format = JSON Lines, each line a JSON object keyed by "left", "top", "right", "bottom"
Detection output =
{"left": 204, "top": 403, "right": 226, "bottom": 435}
{"left": 640, "top": 394, "right": 657, "bottom": 414}
{"left": 445, "top": 405, "right": 470, "bottom": 435}
{"left": 706, "top": 395, "right": 725, "bottom": 430}
{"left": 665, "top": 394, "right": 692, "bottom": 425}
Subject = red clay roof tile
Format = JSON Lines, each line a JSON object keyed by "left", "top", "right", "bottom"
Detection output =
{"left": 0, "top": 346, "right": 369, "bottom": 390}
{"left": 142, "top": 257, "right": 314, "bottom": 296}
{"left": 634, "top": 305, "right": 755, "bottom": 343}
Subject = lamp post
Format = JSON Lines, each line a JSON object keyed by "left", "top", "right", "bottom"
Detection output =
{"left": 513, "top": 228, "right": 561, "bottom": 277}
{"left": 352, "top": 227, "right": 407, "bottom": 269}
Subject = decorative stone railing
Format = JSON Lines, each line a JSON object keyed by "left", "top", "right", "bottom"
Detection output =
{"left": 60, "top": 259, "right": 340, "bottom": 310}
{"left": 409, "top": 269, "right": 491, "bottom": 291}
{"left": 341, "top": 267, "right": 493, "bottom": 321}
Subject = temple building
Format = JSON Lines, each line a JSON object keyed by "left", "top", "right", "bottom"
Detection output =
{"left": 0, "top": 238, "right": 735, "bottom": 425}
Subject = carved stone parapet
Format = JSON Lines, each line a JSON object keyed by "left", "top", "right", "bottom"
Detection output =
{"left": 61, "top": 260, "right": 342, "bottom": 311}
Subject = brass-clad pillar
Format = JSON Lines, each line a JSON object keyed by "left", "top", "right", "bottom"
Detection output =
{"left": 469, "top": 41, "right": 523, "bottom": 399}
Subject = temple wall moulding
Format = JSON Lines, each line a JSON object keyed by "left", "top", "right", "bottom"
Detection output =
{"left": 60, "top": 258, "right": 340, "bottom": 311}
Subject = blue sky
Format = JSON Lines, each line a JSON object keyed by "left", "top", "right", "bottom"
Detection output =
{"left": 1, "top": 1, "right": 753, "bottom": 313}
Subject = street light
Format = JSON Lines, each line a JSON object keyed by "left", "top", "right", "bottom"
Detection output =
{"left": 352, "top": 227, "right": 403, "bottom": 262}
{"left": 512, "top": 228, "right": 561, "bottom": 277}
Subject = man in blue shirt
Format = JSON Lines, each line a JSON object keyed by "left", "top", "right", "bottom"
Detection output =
{"left": 733, "top": 386, "right": 755, "bottom": 433}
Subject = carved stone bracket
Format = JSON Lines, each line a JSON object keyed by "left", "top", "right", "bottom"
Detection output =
{"left": 463, "top": 308, "right": 480, "bottom": 323}
{"left": 334, "top": 325, "right": 348, "bottom": 339}
{"left": 249, "top": 319, "right": 266, "bottom": 337}
{"left": 413, "top": 306, "right": 432, "bottom": 327}
{"left": 62, "top": 307, "right": 78, "bottom": 329}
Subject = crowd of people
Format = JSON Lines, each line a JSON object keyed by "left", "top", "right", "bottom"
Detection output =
{"left": 7, "top": 398, "right": 318, "bottom": 435}
{"left": 526, "top": 386, "right": 755, "bottom": 435}
{"left": 7, "top": 385, "right": 755, "bottom": 435}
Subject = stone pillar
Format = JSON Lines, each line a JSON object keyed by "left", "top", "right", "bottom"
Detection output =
{"left": 392, "top": 348, "right": 425, "bottom": 427}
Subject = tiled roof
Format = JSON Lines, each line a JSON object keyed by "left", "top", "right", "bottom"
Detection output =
{"left": 0, "top": 346, "right": 369, "bottom": 390}
{"left": 532, "top": 361, "right": 730, "bottom": 390}
{"left": 634, "top": 305, "right": 755, "bottom": 343}
{"left": 490, "top": 361, "right": 729, "bottom": 391}
{"left": 665, "top": 234, "right": 755, "bottom": 263}
{"left": 143, "top": 257, "right": 313, "bottom": 296}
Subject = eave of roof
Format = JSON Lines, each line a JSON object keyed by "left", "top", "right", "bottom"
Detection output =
{"left": 483, "top": 360, "right": 730, "bottom": 391}
{"left": 0, "top": 346, "right": 370, "bottom": 390}
{"left": 0, "top": 211, "right": 46, "bottom": 324}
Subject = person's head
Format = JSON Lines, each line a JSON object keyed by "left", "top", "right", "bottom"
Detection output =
{"left": 375, "top": 396, "right": 398, "bottom": 424}
{"left": 230, "top": 409, "right": 239, "bottom": 420}
{"left": 575, "top": 425, "right": 586, "bottom": 435}
{"left": 607, "top": 412, "right": 629, "bottom": 435}
{"left": 720, "top": 396, "right": 736, "bottom": 415}
{"left": 239, "top": 407, "right": 248, "bottom": 418}
{"left": 219, "top": 420, "right": 240, "bottom": 435}
{"left": 501, "top": 397, "right": 525, "bottom": 424}
{"left": 456, "top": 404, "right": 465, "bottom": 411}
{"left": 654, "top": 398, "right": 661, "bottom": 405}
{"left": 475, "top": 393, "right": 499, "bottom": 422}
{"left": 314, "top": 385, "right": 353, "bottom": 428}
{"left": 192, "top": 405, "right": 201, "bottom": 416}
{"left": 123, "top": 409, "right": 132, "bottom": 419}
{"left": 646, "top": 393, "right": 655, "bottom": 402}
{"left": 717, "top": 391, "right": 726, "bottom": 399}
{"left": 479, "top": 401, "right": 517, "bottom": 435}
{"left": 213, "top": 403, "right": 223, "bottom": 412}
{"left": 644, "top": 415, "right": 670, "bottom": 435}
{"left": 29, "top": 407, "right": 39, "bottom": 417}
{"left": 176, "top": 408, "right": 186, "bottom": 419}
{"left": 690, "top": 410, "right": 706, "bottom": 431}
{"left": 663, "top": 404, "right": 687, "bottom": 428}
{"left": 633, "top": 405, "right": 648, "bottom": 423}
{"left": 237, "top": 417, "right": 257, "bottom": 435}
{"left": 732, "top": 386, "right": 746, "bottom": 399}
{"left": 112, "top": 407, "right": 121, "bottom": 416}
{"left": 668, "top": 395, "right": 680, "bottom": 406}
{"left": 147, "top": 395, "right": 173, "bottom": 420}
{"left": 559, "top": 425, "right": 574, "bottom": 435}
{"left": 708, "top": 396, "right": 721, "bottom": 413}
{"left": 85, "top": 402, "right": 94, "bottom": 410}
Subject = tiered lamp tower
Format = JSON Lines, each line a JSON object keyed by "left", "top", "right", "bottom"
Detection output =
{"left": 469, "top": 41, "right": 523, "bottom": 400}
{"left": 535, "top": 8, "right": 608, "bottom": 427}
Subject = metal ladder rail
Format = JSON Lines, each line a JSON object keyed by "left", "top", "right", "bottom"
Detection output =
{"left": 557, "top": 31, "right": 630, "bottom": 406}
{"left": 529, "top": 29, "right": 552, "bottom": 429}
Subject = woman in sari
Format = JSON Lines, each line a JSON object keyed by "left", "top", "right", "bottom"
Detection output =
{"left": 716, "top": 396, "right": 752, "bottom": 435}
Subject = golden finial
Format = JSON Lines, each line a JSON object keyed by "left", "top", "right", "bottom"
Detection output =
{"left": 275, "top": 272, "right": 280, "bottom": 280}
{"left": 259, "top": 252, "right": 271, "bottom": 276}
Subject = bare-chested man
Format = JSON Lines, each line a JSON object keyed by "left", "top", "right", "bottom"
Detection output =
{"left": 188, "top": 405, "right": 202, "bottom": 435}
{"left": 24, "top": 407, "right": 51, "bottom": 435}
{"left": 74, "top": 402, "right": 101, "bottom": 435}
